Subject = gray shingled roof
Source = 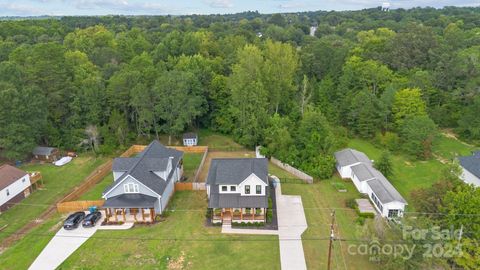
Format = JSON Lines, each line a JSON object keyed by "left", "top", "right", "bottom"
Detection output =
{"left": 206, "top": 158, "right": 268, "bottom": 185}
{"left": 32, "top": 146, "right": 57, "bottom": 156}
{"left": 103, "top": 140, "right": 183, "bottom": 196}
{"left": 334, "top": 148, "right": 372, "bottom": 167}
{"left": 103, "top": 194, "right": 158, "bottom": 208}
{"left": 459, "top": 151, "right": 480, "bottom": 179}
{"left": 208, "top": 185, "right": 268, "bottom": 208}
{"left": 367, "top": 177, "right": 406, "bottom": 204}
{"left": 183, "top": 132, "right": 198, "bottom": 140}
{"left": 351, "top": 163, "right": 375, "bottom": 182}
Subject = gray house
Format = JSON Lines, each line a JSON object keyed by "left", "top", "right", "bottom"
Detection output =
{"left": 458, "top": 151, "right": 480, "bottom": 187}
{"left": 102, "top": 140, "right": 183, "bottom": 222}
{"left": 206, "top": 158, "right": 269, "bottom": 224}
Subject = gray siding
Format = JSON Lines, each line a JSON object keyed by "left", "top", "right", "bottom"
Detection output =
{"left": 105, "top": 175, "right": 159, "bottom": 199}
{"left": 160, "top": 179, "right": 175, "bottom": 212}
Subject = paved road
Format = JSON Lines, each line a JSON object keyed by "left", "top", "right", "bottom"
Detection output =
{"left": 29, "top": 215, "right": 102, "bottom": 270}
{"left": 275, "top": 182, "right": 308, "bottom": 270}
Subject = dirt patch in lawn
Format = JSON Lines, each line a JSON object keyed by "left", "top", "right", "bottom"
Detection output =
{"left": 197, "top": 151, "right": 255, "bottom": 182}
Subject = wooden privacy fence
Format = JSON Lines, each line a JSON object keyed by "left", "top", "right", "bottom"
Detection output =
{"left": 175, "top": 182, "right": 206, "bottom": 191}
{"left": 271, "top": 157, "right": 314, "bottom": 184}
{"left": 57, "top": 200, "right": 105, "bottom": 213}
{"left": 193, "top": 147, "right": 209, "bottom": 182}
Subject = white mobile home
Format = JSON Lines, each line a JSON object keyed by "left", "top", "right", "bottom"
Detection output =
{"left": 458, "top": 151, "right": 480, "bottom": 187}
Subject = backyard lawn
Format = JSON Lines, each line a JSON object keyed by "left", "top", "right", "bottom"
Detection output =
{"left": 0, "top": 155, "right": 107, "bottom": 243}
{"left": 183, "top": 152, "right": 204, "bottom": 181}
{"left": 59, "top": 191, "right": 280, "bottom": 269}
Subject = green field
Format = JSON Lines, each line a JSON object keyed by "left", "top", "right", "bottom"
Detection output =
{"left": 183, "top": 152, "right": 204, "bottom": 181}
{"left": 0, "top": 155, "right": 107, "bottom": 243}
{"left": 59, "top": 191, "right": 280, "bottom": 269}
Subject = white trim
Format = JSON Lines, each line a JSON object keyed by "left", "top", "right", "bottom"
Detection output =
{"left": 238, "top": 173, "right": 268, "bottom": 187}
{"left": 103, "top": 174, "right": 161, "bottom": 198}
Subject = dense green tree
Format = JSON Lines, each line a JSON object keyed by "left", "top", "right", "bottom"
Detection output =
{"left": 399, "top": 115, "right": 438, "bottom": 159}
{"left": 392, "top": 88, "right": 427, "bottom": 128}
{"left": 375, "top": 151, "right": 393, "bottom": 177}
{"left": 458, "top": 96, "right": 480, "bottom": 140}
{"left": 347, "top": 90, "right": 386, "bottom": 138}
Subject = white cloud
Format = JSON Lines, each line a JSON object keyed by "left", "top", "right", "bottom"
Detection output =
{"left": 205, "top": 0, "right": 233, "bottom": 8}
{"left": 0, "top": 3, "right": 46, "bottom": 15}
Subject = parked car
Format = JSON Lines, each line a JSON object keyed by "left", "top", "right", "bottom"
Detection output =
{"left": 82, "top": 211, "right": 102, "bottom": 228}
{"left": 63, "top": 212, "right": 85, "bottom": 230}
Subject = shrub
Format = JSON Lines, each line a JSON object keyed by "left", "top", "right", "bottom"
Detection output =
{"left": 332, "top": 181, "right": 346, "bottom": 191}
{"left": 358, "top": 212, "right": 375, "bottom": 219}
{"left": 205, "top": 208, "right": 212, "bottom": 219}
{"left": 376, "top": 131, "right": 400, "bottom": 152}
{"left": 356, "top": 216, "right": 366, "bottom": 225}
{"left": 346, "top": 198, "right": 357, "bottom": 209}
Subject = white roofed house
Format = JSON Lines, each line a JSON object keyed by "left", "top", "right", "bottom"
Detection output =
{"left": 102, "top": 141, "right": 183, "bottom": 222}
{"left": 206, "top": 158, "right": 269, "bottom": 225}
{"left": 334, "top": 148, "right": 407, "bottom": 219}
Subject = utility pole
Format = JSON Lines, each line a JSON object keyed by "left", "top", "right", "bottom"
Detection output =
{"left": 327, "top": 210, "right": 336, "bottom": 270}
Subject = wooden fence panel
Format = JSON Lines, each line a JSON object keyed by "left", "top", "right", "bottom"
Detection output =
{"left": 271, "top": 157, "right": 314, "bottom": 184}
{"left": 175, "top": 182, "right": 193, "bottom": 191}
{"left": 57, "top": 200, "right": 105, "bottom": 213}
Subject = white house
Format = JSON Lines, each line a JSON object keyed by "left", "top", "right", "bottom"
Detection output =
{"left": 0, "top": 164, "right": 31, "bottom": 213}
{"left": 182, "top": 133, "right": 198, "bottom": 146}
{"left": 102, "top": 140, "right": 183, "bottom": 222}
{"left": 458, "top": 151, "right": 480, "bottom": 187}
{"left": 206, "top": 158, "right": 269, "bottom": 224}
{"left": 334, "top": 148, "right": 407, "bottom": 219}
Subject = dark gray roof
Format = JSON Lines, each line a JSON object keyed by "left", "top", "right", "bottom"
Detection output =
{"left": 367, "top": 170, "right": 407, "bottom": 204}
{"left": 104, "top": 140, "right": 183, "bottom": 196}
{"left": 32, "top": 146, "right": 57, "bottom": 156}
{"left": 183, "top": 132, "right": 198, "bottom": 140}
{"left": 351, "top": 163, "right": 375, "bottom": 182}
{"left": 334, "top": 148, "right": 372, "bottom": 167}
{"left": 459, "top": 151, "right": 480, "bottom": 179}
{"left": 112, "top": 157, "right": 139, "bottom": 171}
{"left": 206, "top": 158, "right": 268, "bottom": 185}
{"left": 208, "top": 185, "right": 268, "bottom": 208}
{"left": 103, "top": 194, "right": 158, "bottom": 208}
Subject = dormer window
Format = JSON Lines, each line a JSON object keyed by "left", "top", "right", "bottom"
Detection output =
{"left": 230, "top": 186, "right": 236, "bottom": 192}
{"left": 256, "top": 185, "right": 262, "bottom": 194}
{"left": 124, "top": 183, "right": 139, "bottom": 193}
{"left": 245, "top": 185, "right": 250, "bottom": 194}
{"left": 221, "top": 186, "right": 228, "bottom": 192}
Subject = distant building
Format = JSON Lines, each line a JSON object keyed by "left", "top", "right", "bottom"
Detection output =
{"left": 458, "top": 151, "right": 480, "bottom": 187}
{"left": 335, "top": 148, "right": 407, "bottom": 219}
{"left": 0, "top": 164, "right": 31, "bottom": 212}
{"left": 32, "top": 146, "right": 59, "bottom": 162}
{"left": 309, "top": 26, "right": 318, "bottom": 37}
{"left": 382, "top": 2, "right": 391, "bottom": 11}
{"left": 183, "top": 133, "right": 198, "bottom": 146}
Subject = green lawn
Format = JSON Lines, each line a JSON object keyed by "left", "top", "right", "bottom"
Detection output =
{"left": 59, "top": 191, "right": 280, "bottom": 269}
{"left": 198, "top": 129, "right": 246, "bottom": 150}
{"left": 433, "top": 133, "right": 476, "bottom": 161}
{"left": 183, "top": 152, "right": 204, "bottom": 181}
{"left": 282, "top": 178, "right": 377, "bottom": 270}
{"left": 79, "top": 174, "right": 113, "bottom": 200}
{"left": 0, "top": 155, "right": 107, "bottom": 243}
{"left": 0, "top": 214, "right": 64, "bottom": 269}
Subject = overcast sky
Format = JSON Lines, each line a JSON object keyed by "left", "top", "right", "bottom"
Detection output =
{"left": 0, "top": 0, "right": 478, "bottom": 16}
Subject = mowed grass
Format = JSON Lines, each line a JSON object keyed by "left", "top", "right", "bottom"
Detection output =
{"left": 282, "top": 178, "right": 377, "bottom": 270}
{"left": 183, "top": 153, "right": 204, "bottom": 181}
{"left": 0, "top": 155, "right": 107, "bottom": 243}
{"left": 0, "top": 214, "right": 64, "bottom": 269}
{"left": 59, "top": 191, "right": 280, "bottom": 270}
{"left": 433, "top": 133, "right": 477, "bottom": 160}
{"left": 79, "top": 174, "right": 113, "bottom": 200}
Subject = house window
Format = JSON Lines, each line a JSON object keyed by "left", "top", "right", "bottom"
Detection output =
{"left": 256, "top": 185, "right": 262, "bottom": 194}
{"left": 370, "top": 193, "right": 383, "bottom": 213}
{"left": 245, "top": 185, "right": 250, "bottom": 194}
{"left": 221, "top": 186, "right": 228, "bottom": 192}
{"left": 124, "top": 183, "right": 139, "bottom": 193}
{"left": 230, "top": 186, "right": 236, "bottom": 192}
{"left": 22, "top": 178, "right": 26, "bottom": 183}
{"left": 6, "top": 189, "right": 10, "bottom": 196}
{"left": 388, "top": 209, "right": 400, "bottom": 218}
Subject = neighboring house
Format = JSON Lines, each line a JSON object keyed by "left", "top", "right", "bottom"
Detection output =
{"left": 182, "top": 133, "right": 198, "bottom": 146}
{"left": 335, "top": 148, "right": 407, "bottom": 219}
{"left": 0, "top": 164, "right": 31, "bottom": 212}
{"left": 458, "top": 151, "right": 480, "bottom": 187}
{"left": 206, "top": 158, "right": 269, "bottom": 224}
{"left": 102, "top": 140, "right": 183, "bottom": 222}
{"left": 32, "top": 146, "right": 59, "bottom": 162}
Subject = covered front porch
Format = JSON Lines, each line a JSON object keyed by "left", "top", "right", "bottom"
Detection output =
{"left": 103, "top": 193, "right": 158, "bottom": 223}
{"left": 212, "top": 208, "right": 266, "bottom": 224}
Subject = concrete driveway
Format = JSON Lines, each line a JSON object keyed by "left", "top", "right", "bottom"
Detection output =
{"left": 29, "top": 213, "right": 102, "bottom": 270}
{"left": 275, "top": 181, "right": 308, "bottom": 270}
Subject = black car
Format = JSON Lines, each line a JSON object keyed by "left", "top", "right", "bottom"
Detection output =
{"left": 63, "top": 211, "right": 85, "bottom": 230}
{"left": 82, "top": 211, "right": 102, "bottom": 228}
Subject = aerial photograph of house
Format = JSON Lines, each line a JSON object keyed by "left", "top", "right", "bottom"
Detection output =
{"left": 102, "top": 140, "right": 183, "bottom": 222}
{"left": 0, "top": 164, "right": 32, "bottom": 212}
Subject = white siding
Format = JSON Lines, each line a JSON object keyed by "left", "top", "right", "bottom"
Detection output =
{"left": 104, "top": 175, "right": 158, "bottom": 199}
{"left": 238, "top": 174, "right": 268, "bottom": 196}
{"left": 0, "top": 174, "right": 30, "bottom": 207}
{"left": 113, "top": 171, "right": 125, "bottom": 181}
{"left": 460, "top": 168, "right": 480, "bottom": 187}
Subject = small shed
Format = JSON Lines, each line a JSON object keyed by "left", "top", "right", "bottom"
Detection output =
{"left": 182, "top": 133, "right": 198, "bottom": 146}
{"left": 32, "top": 146, "right": 59, "bottom": 162}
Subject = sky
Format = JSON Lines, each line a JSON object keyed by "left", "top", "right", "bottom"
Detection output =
{"left": 0, "top": 0, "right": 478, "bottom": 16}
